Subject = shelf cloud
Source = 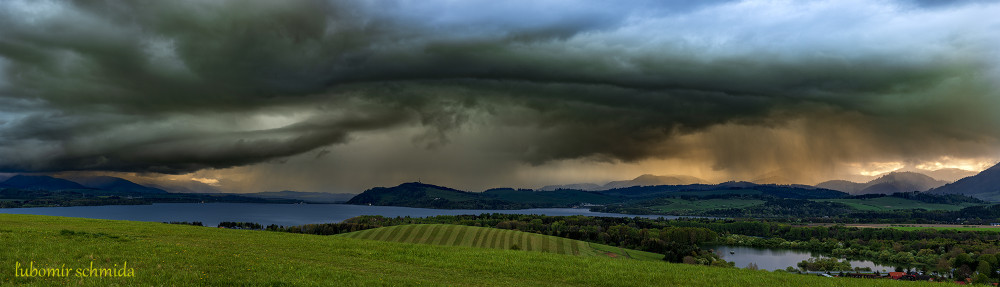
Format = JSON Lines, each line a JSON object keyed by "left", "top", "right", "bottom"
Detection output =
{"left": 1, "top": 0, "right": 998, "bottom": 191}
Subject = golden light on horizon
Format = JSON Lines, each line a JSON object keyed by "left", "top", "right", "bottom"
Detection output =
{"left": 915, "top": 157, "right": 996, "bottom": 172}
{"left": 850, "top": 162, "right": 905, "bottom": 177}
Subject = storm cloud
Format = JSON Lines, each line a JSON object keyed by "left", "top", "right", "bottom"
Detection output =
{"left": 1, "top": 0, "right": 999, "bottom": 190}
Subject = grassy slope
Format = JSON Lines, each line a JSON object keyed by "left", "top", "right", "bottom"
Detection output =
{"left": 0, "top": 214, "right": 935, "bottom": 286}
{"left": 814, "top": 197, "right": 979, "bottom": 211}
{"left": 339, "top": 224, "right": 663, "bottom": 261}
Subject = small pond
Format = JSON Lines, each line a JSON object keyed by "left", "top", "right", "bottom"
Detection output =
{"left": 708, "top": 245, "right": 900, "bottom": 272}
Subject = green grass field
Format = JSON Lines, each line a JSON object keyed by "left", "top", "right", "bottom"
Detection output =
{"left": 0, "top": 214, "right": 937, "bottom": 286}
{"left": 813, "top": 197, "right": 980, "bottom": 211}
{"left": 339, "top": 224, "right": 663, "bottom": 261}
{"left": 646, "top": 198, "right": 765, "bottom": 213}
{"left": 884, "top": 226, "right": 1000, "bottom": 232}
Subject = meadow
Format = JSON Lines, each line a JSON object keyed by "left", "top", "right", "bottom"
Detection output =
{"left": 881, "top": 226, "right": 1000, "bottom": 233}
{"left": 645, "top": 198, "right": 765, "bottom": 213}
{"left": 813, "top": 197, "right": 980, "bottom": 211}
{"left": 0, "top": 214, "right": 938, "bottom": 286}
{"left": 340, "top": 224, "right": 664, "bottom": 261}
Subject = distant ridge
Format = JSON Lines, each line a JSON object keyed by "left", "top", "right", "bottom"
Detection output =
{"left": 916, "top": 168, "right": 978, "bottom": 182}
{"left": 242, "top": 191, "right": 355, "bottom": 203}
{"left": 0, "top": 175, "right": 89, "bottom": 190}
{"left": 346, "top": 182, "right": 620, "bottom": 209}
{"left": 540, "top": 174, "right": 702, "bottom": 191}
{"left": 65, "top": 176, "right": 168, "bottom": 194}
{"left": 816, "top": 172, "right": 947, "bottom": 195}
{"left": 928, "top": 162, "right": 1000, "bottom": 201}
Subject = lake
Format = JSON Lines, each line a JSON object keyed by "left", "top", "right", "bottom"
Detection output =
{"left": 708, "top": 245, "right": 899, "bottom": 272}
{"left": 0, "top": 203, "right": 679, "bottom": 227}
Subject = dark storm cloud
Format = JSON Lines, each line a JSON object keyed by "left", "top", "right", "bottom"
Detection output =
{"left": 0, "top": 0, "right": 998, "bottom": 178}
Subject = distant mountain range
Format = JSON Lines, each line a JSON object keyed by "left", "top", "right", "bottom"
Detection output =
{"left": 816, "top": 172, "right": 948, "bottom": 195}
{"left": 241, "top": 191, "right": 356, "bottom": 203}
{"left": 816, "top": 172, "right": 948, "bottom": 194}
{"left": 916, "top": 168, "right": 978, "bottom": 182}
{"left": 347, "top": 182, "right": 622, "bottom": 209}
{"left": 64, "top": 176, "right": 168, "bottom": 194}
{"left": 0, "top": 174, "right": 356, "bottom": 203}
{"left": 0, "top": 175, "right": 171, "bottom": 194}
{"left": 928, "top": 163, "right": 1000, "bottom": 201}
{"left": 0, "top": 175, "right": 90, "bottom": 190}
{"left": 347, "top": 181, "right": 847, "bottom": 209}
{"left": 540, "top": 174, "right": 702, "bottom": 191}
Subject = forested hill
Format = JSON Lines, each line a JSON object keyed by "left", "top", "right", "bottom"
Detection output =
{"left": 345, "top": 182, "right": 622, "bottom": 209}
{"left": 344, "top": 182, "right": 847, "bottom": 209}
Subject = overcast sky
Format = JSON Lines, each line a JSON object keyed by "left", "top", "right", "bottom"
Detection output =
{"left": 1, "top": 0, "right": 999, "bottom": 193}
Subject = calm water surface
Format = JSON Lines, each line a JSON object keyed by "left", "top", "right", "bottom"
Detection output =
{"left": 0, "top": 203, "right": 678, "bottom": 227}
{"left": 708, "top": 245, "right": 899, "bottom": 272}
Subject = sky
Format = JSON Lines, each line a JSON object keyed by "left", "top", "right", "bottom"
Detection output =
{"left": 1, "top": 0, "right": 999, "bottom": 193}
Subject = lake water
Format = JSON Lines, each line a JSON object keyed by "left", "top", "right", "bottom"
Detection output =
{"left": 708, "top": 245, "right": 899, "bottom": 272}
{"left": 0, "top": 203, "right": 677, "bottom": 227}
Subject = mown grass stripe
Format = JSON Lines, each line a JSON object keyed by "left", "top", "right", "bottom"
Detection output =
{"left": 449, "top": 225, "right": 465, "bottom": 246}
{"left": 409, "top": 224, "right": 430, "bottom": 244}
{"left": 476, "top": 228, "right": 490, "bottom": 248}
{"left": 437, "top": 225, "right": 455, "bottom": 245}
{"left": 507, "top": 230, "right": 516, "bottom": 249}
{"left": 379, "top": 225, "right": 404, "bottom": 242}
{"left": 515, "top": 231, "right": 524, "bottom": 250}
{"left": 369, "top": 226, "right": 391, "bottom": 241}
{"left": 570, "top": 238, "right": 580, "bottom": 255}
{"left": 352, "top": 229, "right": 374, "bottom": 239}
{"left": 469, "top": 227, "right": 485, "bottom": 247}
{"left": 555, "top": 236, "right": 566, "bottom": 254}
{"left": 493, "top": 229, "right": 505, "bottom": 249}
{"left": 341, "top": 230, "right": 360, "bottom": 238}
{"left": 485, "top": 228, "right": 499, "bottom": 249}
{"left": 422, "top": 225, "right": 442, "bottom": 244}
{"left": 525, "top": 233, "right": 534, "bottom": 251}
{"left": 395, "top": 225, "right": 418, "bottom": 243}
{"left": 433, "top": 225, "right": 448, "bottom": 245}
{"left": 500, "top": 229, "right": 510, "bottom": 249}
{"left": 502, "top": 229, "right": 512, "bottom": 249}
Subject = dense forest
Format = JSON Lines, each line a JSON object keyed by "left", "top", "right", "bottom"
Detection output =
{"left": 593, "top": 191, "right": 999, "bottom": 224}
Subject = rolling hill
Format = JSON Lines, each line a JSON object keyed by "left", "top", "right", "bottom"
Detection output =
{"left": 0, "top": 214, "right": 931, "bottom": 286}
{"left": 339, "top": 224, "right": 663, "bottom": 261}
